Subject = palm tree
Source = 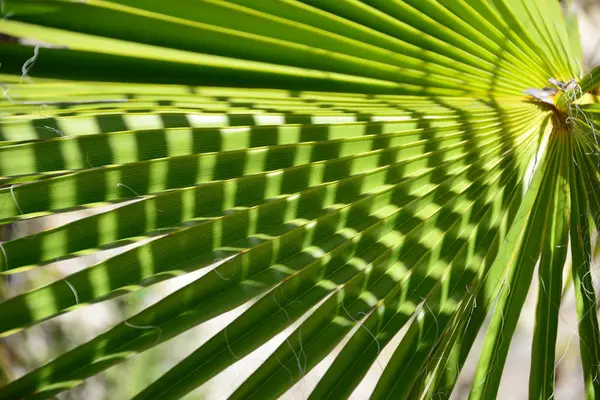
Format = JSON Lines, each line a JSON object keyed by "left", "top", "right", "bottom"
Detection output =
{"left": 1, "top": 0, "right": 599, "bottom": 399}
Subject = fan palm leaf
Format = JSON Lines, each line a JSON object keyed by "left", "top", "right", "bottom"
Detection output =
{"left": 0, "top": 0, "right": 599, "bottom": 399}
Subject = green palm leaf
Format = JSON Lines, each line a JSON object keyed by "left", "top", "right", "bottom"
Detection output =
{"left": 0, "top": 0, "right": 599, "bottom": 399}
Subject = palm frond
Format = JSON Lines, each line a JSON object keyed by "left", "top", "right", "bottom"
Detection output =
{"left": 0, "top": 1, "right": 598, "bottom": 399}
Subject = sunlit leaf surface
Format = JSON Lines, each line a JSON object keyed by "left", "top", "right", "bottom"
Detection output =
{"left": 0, "top": 1, "right": 599, "bottom": 399}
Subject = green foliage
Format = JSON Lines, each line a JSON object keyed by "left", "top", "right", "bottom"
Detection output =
{"left": 0, "top": 0, "right": 599, "bottom": 399}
